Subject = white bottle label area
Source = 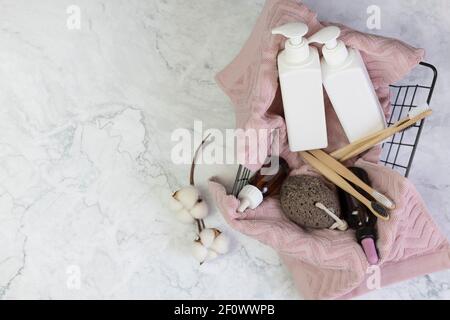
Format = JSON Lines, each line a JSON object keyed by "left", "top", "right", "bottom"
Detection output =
{"left": 322, "top": 50, "right": 386, "bottom": 143}
{"left": 278, "top": 48, "right": 328, "bottom": 152}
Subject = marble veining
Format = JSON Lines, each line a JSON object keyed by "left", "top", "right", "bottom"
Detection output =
{"left": 0, "top": 0, "right": 449, "bottom": 299}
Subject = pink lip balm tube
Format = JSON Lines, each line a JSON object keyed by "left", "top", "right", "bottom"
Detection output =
{"left": 361, "top": 237, "right": 379, "bottom": 265}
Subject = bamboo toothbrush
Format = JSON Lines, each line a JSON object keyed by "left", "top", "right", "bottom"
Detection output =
{"left": 300, "top": 151, "right": 390, "bottom": 221}
{"left": 331, "top": 104, "right": 431, "bottom": 160}
{"left": 309, "top": 149, "right": 395, "bottom": 210}
{"left": 331, "top": 104, "right": 432, "bottom": 161}
{"left": 338, "top": 106, "right": 432, "bottom": 161}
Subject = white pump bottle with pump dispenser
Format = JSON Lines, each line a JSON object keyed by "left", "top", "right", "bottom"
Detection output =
{"left": 272, "top": 23, "right": 328, "bottom": 152}
{"left": 308, "top": 26, "right": 386, "bottom": 143}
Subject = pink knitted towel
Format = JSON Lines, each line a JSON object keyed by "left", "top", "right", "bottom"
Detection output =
{"left": 210, "top": 0, "right": 450, "bottom": 299}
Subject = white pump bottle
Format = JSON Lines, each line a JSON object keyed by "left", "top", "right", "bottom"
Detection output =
{"left": 272, "top": 23, "right": 328, "bottom": 152}
{"left": 308, "top": 26, "right": 386, "bottom": 143}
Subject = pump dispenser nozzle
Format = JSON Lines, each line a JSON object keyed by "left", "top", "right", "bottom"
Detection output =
{"left": 272, "top": 22, "right": 310, "bottom": 64}
{"left": 308, "top": 26, "right": 349, "bottom": 66}
{"left": 272, "top": 22, "right": 308, "bottom": 46}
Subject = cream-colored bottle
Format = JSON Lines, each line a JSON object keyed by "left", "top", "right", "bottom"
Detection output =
{"left": 272, "top": 23, "right": 328, "bottom": 152}
{"left": 308, "top": 26, "right": 386, "bottom": 143}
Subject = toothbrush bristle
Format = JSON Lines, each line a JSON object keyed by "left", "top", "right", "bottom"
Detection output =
{"left": 408, "top": 103, "right": 430, "bottom": 118}
{"left": 372, "top": 191, "right": 395, "bottom": 209}
{"left": 371, "top": 202, "right": 390, "bottom": 219}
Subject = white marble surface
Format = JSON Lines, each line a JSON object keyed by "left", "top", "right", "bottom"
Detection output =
{"left": 0, "top": 0, "right": 449, "bottom": 299}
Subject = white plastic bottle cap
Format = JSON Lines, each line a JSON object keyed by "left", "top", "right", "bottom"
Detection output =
{"left": 237, "top": 185, "right": 264, "bottom": 213}
{"left": 308, "top": 26, "right": 349, "bottom": 66}
{"left": 272, "top": 22, "right": 311, "bottom": 64}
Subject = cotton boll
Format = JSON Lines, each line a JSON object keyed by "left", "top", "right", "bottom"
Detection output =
{"left": 175, "top": 208, "right": 195, "bottom": 224}
{"left": 192, "top": 241, "right": 208, "bottom": 263}
{"left": 210, "top": 233, "right": 230, "bottom": 254}
{"left": 190, "top": 200, "right": 208, "bottom": 219}
{"left": 194, "top": 230, "right": 231, "bottom": 264}
{"left": 199, "top": 228, "right": 216, "bottom": 248}
{"left": 206, "top": 250, "right": 219, "bottom": 261}
{"left": 173, "top": 186, "right": 199, "bottom": 209}
{"left": 168, "top": 196, "right": 183, "bottom": 212}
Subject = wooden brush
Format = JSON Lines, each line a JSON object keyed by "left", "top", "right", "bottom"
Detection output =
{"left": 309, "top": 149, "right": 395, "bottom": 210}
{"left": 331, "top": 105, "right": 432, "bottom": 162}
{"left": 300, "top": 151, "right": 390, "bottom": 221}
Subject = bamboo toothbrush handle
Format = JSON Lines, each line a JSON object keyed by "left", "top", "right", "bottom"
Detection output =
{"left": 332, "top": 110, "right": 432, "bottom": 161}
{"left": 309, "top": 149, "right": 376, "bottom": 197}
{"left": 330, "top": 127, "right": 394, "bottom": 160}
{"left": 300, "top": 151, "right": 385, "bottom": 219}
{"left": 339, "top": 133, "right": 392, "bottom": 162}
{"left": 329, "top": 121, "right": 406, "bottom": 159}
{"left": 338, "top": 110, "right": 433, "bottom": 162}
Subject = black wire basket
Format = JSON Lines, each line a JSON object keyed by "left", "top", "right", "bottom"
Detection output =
{"left": 381, "top": 62, "right": 437, "bottom": 177}
{"left": 232, "top": 61, "right": 438, "bottom": 196}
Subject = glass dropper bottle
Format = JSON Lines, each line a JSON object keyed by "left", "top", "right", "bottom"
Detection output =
{"left": 237, "top": 156, "right": 289, "bottom": 212}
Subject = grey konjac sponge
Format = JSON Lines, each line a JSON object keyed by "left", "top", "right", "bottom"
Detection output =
{"left": 280, "top": 175, "right": 341, "bottom": 229}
